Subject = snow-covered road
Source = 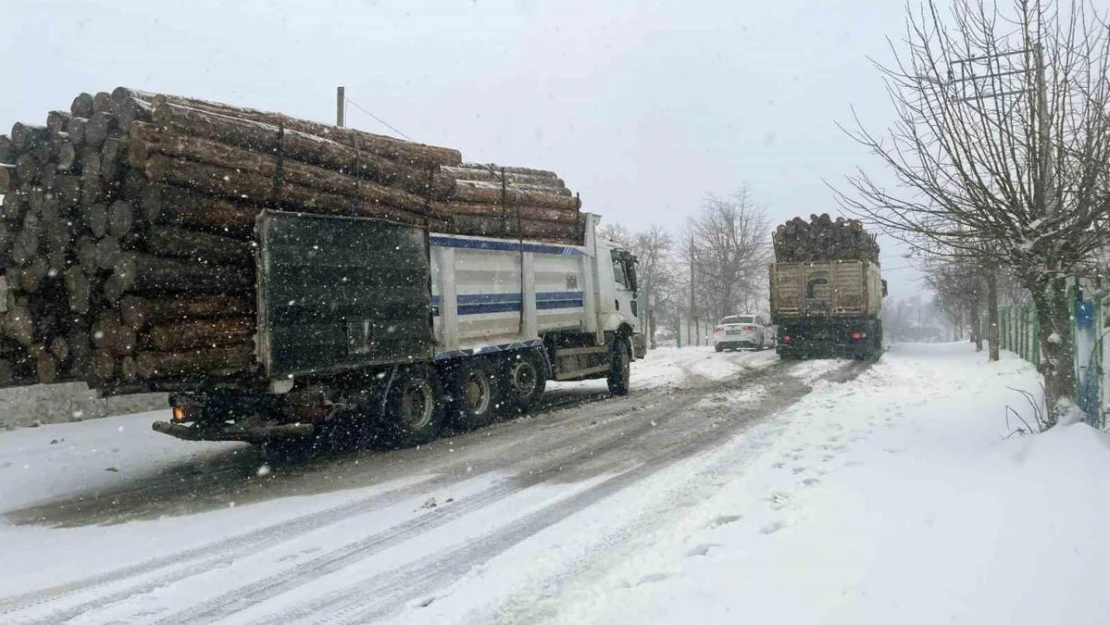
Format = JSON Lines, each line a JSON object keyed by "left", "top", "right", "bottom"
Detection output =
{"left": 3, "top": 343, "right": 1107, "bottom": 625}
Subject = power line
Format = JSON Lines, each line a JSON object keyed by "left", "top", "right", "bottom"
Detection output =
{"left": 344, "top": 97, "right": 413, "bottom": 141}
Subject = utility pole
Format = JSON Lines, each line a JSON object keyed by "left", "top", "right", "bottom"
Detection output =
{"left": 336, "top": 86, "right": 345, "bottom": 127}
{"left": 688, "top": 234, "right": 697, "bottom": 347}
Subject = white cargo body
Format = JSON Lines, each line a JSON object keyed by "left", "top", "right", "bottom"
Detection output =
{"left": 429, "top": 213, "right": 640, "bottom": 360}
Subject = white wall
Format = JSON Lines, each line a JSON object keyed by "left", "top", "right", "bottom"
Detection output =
{"left": 0, "top": 383, "right": 166, "bottom": 430}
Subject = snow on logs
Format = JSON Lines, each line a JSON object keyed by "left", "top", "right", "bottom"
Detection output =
{"left": 0, "top": 87, "right": 584, "bottom": 389}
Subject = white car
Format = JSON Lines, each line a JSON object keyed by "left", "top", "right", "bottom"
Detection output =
{"left": 712, "top": 313, "right": 776, "bottom": 352}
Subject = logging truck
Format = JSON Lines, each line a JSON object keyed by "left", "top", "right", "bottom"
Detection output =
{"left": 770, "top": 215, "right": 886, "bottom": 360}
{"left": 152, "top": 210, "right": 645, "bottom": 449}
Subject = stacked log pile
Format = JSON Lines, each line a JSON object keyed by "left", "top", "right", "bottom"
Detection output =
{"left": 773, "top": 214, "right": 880, "bottom": 263}
{"left": 0, "top": 87, "right": 584, "bottom": 391}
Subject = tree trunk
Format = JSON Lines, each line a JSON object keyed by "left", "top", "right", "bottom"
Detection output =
{"left": 130, "top": 123, "right": 434, "bottom": 215}
{"left": 107, "top": 253, "right": 252, "bottom": 302}
{"left": 141, "top": 154, "right": 434, "bottom": 227}
{"left": 141, "top": 317, "right": 255, "bottom": 351}
{"left": 987, "top": 271, "right": 1000, "bottom": 362}
{"left": 113, "top": 89, "right": 462, "bottom": 167}
{"left": 140, "top": 185, "right": 259, "bottom": 236}
{"left": 119, "top": 294, "right": 253, "bottom": 329}
{"left": 971, "top": 298, "right": 983, "bottom": 352}
{"left": 135, "top": 344, "right": 255, "bottom": 379}
{"left": 142, "top": 226, "right": 254, "bottom": 265}
{"left": 1031, "top": 275, "right": 1076, "bottom": 427}
{"left": 149, "top": 100, "right": 454, "bottom": 198}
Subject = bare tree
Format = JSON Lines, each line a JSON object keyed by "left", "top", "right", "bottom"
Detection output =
{"left": 687, "top": 186, "right": 772, "bottom": 322}
{"left": 836, "top": 0, "right": 1110, "bottom": 424}
{"left": 630, "top": 226, "right": 674, "bottom": 349}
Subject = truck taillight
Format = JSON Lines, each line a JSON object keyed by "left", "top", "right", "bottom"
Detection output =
{"left": 744, "top": 325, "right": 757, "bottom": 331}
{"left": 172, "top": 405, "right": 200, "bottom": 423}
{"left": 851, "top": 332, "right": 868, "bottom": 340}
{"left": 782, "top": 335, "right": 791, "bottom": 343}
{"left": 713, "top": 326, "right": 723, "bottom": 333}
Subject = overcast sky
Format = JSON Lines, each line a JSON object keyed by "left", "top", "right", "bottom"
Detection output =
{"left": 2, "top": 0, "right": 924, "bottom": 297}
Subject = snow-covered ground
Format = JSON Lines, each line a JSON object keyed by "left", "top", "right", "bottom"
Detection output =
{"left": 4, "top": 342, "right": 1107, "bottom": 625}
{"left": 388, "top": 344, "right": 1110, "bottom": 625}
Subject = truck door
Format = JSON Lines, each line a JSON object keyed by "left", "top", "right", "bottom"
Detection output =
{"left": 610, "top": 250, "right": 639, "bottom": 324}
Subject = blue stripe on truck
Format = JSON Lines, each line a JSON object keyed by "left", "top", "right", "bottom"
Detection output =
{"left": 429, "top": 235, "right": 585, "bottom": 257}
{"left": 431, "top": 292, "right": 584, "bottom": 316}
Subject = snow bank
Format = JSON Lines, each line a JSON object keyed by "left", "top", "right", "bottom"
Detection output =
{"left": 550, "top": 343, "right": 1110, "bottom": 625}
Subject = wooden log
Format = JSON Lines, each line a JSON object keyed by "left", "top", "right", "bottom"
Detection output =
{"left": 108, "top": 252, "right": 253, "bottom": 301}
{"left": 107, "top": 200, "right": 133, "bottom": 237}
{"left": 149, "top": 101, "right": 454, "bottom": 198}
{"left": 95, "top": 237, "right": 122, "bottom": 270}
{"left": 76, "top": 237, "right": 99, "bottom": 276}
{"left": 35, "top": 348, "right": 58, "bottom": 384}
{"left": 50, "top": 336, "right": 70, "bottom": 364}
{"left": 141, "top": 154, "right": 435, "bottom": 228}
{"left": 19, "top": 257, "right": 49, "bottom": 292}
{"left": 115, "top": 89, "right": 462, "bottom": 167}
{"left": 135, "top": 344, "right": 255, "bottom": 379}
{"left": 143, "top": 226, "right": 254, "bottom": 265}
{"left": 39, "top": 162, "right": 57, "bottom": 191}
{"left": 115, "top": 97, "right": 152, "bottom": 129}
{"left": 439, "top": 213, "right": 583, "bottom": 244}
{"left": 0, "top": 166, "right": 12, "bottom": 195}
{"left": 130, "top": 123, "right": 434, "bottom": 214}
{"left": 81, "top": 146, "right": 103, "bottom": 185}
{"left": 120, "top": 294, "right": 254, "bottom": 329}
{"left": 452, "top": 180, "right": 580, "bottom": 211}
{"left": 16, "top": 153, "right": 40, "bottom": 186}
{"left": 84, "top": 112, "right": 117, "bottom": 149}
{"left": 140, "top": 185, "right": 257, "bottom": 236}
{"left": 437, "top": 200, "right": 581, "bottom": 224}
{"left": 93, "top": 92, "right": 113, "bottom": 115}
{"left": 88, "top": 349, "right": 117, "bottom": 384}
{"left": 86, "top": 202, "right": 109, "bottom": 238}
{"left": 46, "top": 111, "right": 72, "bottom": 136}
{"left": 101, "top": 138, "right": 127, "bottom": 182}
{"left": 11, "top": 123, "right": 49, "bottom": 153}
{"left": 93, "top": 313, "right": 136, "bottom": 356}
{"left": 443, "top": 165, "right": 567, "bottom": 190}
{"left": 2, "top": 192, "right": 28, "bottom": 221}
{"left": 120, "top": 355, "right": 138, "bottom": 383}
{"left": 54, "top": 138, "right": 77, "bottom": 173}
{"left": 141, "top": 316, "right": 255, "bottom": 351}
{"left": 64, "top": 267, "right": 92, "bottom": 314}
{"left": 6, "top": 305, "right": 33, "bottom": 347}
{"left": 68, "top": 117, "right": 87, "bottom": 147}
{"left": 55, "top": 175, "right": 82, "bottom": 207}
{"left": 71, "top": 93, "right": 95, "bottom": 118}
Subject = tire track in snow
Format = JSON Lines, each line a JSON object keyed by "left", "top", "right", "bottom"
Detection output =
{"left": 256, "top": 359, "right": 873, "bottom": 625}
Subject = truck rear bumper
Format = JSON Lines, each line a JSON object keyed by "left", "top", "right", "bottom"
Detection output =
{"left": 152, "top": 420, "right": 315, "bottom": 443}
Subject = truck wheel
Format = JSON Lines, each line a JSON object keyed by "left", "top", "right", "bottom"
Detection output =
{"left": 449, "top": 359, "right": 500, "bottom": 431}
{"left": 714, "top": 344, "right": 724, "bottom": 353}
{"left": 383, "top": 364, "right": 445, "bottom": 447}
{"left": 502, "top": 349, "right": 547, "bottom": 415}
{"left": 608, "top": 338, "right": 631, "bottom": 396}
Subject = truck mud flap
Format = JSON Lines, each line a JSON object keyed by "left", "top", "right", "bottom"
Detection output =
{"left": 152, "top": 421, "right": 315, "bottom": 443}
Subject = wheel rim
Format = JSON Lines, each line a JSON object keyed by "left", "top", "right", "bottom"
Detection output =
{"left": 511, "top": 360, "right": 538, "bottom": 397}
{"left": 399, "top": 378, "right": 434, "bottom": 430}
{"left": 463, "top": 371, "right": 491, "bottom": 415}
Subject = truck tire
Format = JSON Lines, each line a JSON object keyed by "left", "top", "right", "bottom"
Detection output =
{"left": 714, "top": 344, "right": 724, "bottom": 353}
{"left": 502, "top": 349, "right": 547, "bottom": 415}
{"left": 449, "top": 359, "right": 501, "bottom": 431}
{"left": 382, "top": 364, "right": 445, "bottom": 447}
{"left": 608, "top": 338, "right": 631, "bottom": 396}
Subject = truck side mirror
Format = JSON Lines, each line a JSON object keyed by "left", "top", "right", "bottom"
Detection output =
{"left": 882, "top": 280, "right": 888, "bottom": 297}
